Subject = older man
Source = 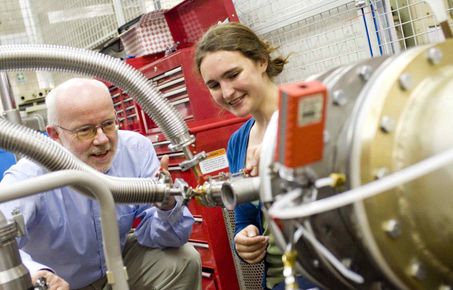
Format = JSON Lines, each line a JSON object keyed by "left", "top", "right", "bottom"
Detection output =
{"left": 0, "top": 78, "right": 201, "bottom": 290}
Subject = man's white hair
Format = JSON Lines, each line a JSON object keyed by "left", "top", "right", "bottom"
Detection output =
{"left": 46, "top": 78, "right": 110, "bottom": 125}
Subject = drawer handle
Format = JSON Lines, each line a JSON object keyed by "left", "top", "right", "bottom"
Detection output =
{"left": 202, "top": 272, "right": 212, "bottom": 278}
{"left": 189, "top": 241, "right": 209, "bottom": 249}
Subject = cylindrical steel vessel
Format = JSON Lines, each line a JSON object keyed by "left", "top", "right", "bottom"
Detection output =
{"left": 267, "top": 40, "right": 453, "bottom": 290}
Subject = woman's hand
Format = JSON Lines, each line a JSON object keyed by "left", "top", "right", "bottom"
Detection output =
{"left": 234, "top": 224, "right": 268, "bottom": 264}
{"left": 245, "top": 145, "right": 261, "bottom": 177}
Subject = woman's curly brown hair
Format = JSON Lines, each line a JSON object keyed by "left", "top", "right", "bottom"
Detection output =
{"left": 195, "top": 22, "right": 288, "bottom": 79}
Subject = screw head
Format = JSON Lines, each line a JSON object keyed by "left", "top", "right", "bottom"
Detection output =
{"left": 427, "top": 48, "right": 443, "bottom": 65}
{"left": 399, "top": 73, "right": 413, "bottom": 90}
{"left": 382, "top": 219, "right": 402, "bottom": 238}
{"left": 408, "top": 261, "right": 426, "bottom": 280}
{"left": 358, "top": 65, "right": 373, "bottom": 81}
{"left": 333, "top": 90, "right": 347, "bottom": 106}
{"left": 380, "top": 115, "right": 395, "bottom": 133}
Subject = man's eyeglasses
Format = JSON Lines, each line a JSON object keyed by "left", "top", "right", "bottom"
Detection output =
{"left": 56, "top": 119, "right": 118, "bottom": 140}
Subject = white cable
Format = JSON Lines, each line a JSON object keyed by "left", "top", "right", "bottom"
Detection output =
{"left": 269, "top": 146, "right": 453, "bottom": 219}
{"left": 314, "top": 177, "right": 333, "bottom": 188}
{"left": 271, "top": 188, "right": 302, "bottom": 210}
{"left": 294, "top": 224, "right": 364, "bottom": 284}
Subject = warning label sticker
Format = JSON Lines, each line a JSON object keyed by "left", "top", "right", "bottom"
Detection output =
{"left": 298, "top": 94, "right": 323, "bottom": 126}
{"left": 199, "top": 148, "right": 229, "bottom": 175}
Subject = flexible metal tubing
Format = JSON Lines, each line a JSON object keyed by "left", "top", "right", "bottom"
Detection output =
{"left": 0, "top": 44, "right": 195, "bottom": 203}
{"left": 0, "top": 44, "right": 193, "bottom": 149}
{"left": 0, "top": 118, "right": 167, "bottom": 203}
{"left": 0, "top": 170, "right": 130, "bottom": 290}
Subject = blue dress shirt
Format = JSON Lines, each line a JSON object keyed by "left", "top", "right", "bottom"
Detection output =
{"left": 0, "top": 130, "right": 194, "bottom": 288}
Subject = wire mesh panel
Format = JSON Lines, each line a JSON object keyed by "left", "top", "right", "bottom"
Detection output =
{"left": 0, "top": 0, "right": 182, "bottom": 102}
{"left": 0, "top": 0, "right": 186, "bottom": 49}
{"left": 234, "top": 1, "right": 371, "bottom": 82}
{"left": 369, "top": 0, "right": 453, "bottom": 55}
{"left": 222, "top": 209, "right": 265, "bottom": 290}
{"left": 147, "top": 0, "right": 184, "bottom": 10}
{"left": 234, "top": 0, "right": 452, "bottom": 82}
{"left": 0, "top": 0, "right": 28, "bottom": 44}
{"left": 35, "top": 0, "right": 140, "bottom": 49}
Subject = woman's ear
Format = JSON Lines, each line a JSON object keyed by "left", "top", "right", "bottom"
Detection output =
{"left": 257, "top": 57, "right": 268, "bottom": 73}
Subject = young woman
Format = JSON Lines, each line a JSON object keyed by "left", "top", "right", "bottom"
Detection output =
{"left": 195, "top": 22, "right": 319, "bottom": 290}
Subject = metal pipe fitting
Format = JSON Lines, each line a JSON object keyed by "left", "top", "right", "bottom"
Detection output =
{"left": 221, "top": 176, "right": 260, "bottom": 210}
{"left": 0, "top": 211, "right": 32, "bottom": 290}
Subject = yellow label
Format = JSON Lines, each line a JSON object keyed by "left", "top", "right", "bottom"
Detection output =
{"left": 199, "top": 148, "right": 229, "bottom": 175}
{"left": 206, "top": 148, "right": 227, "bottom": 158}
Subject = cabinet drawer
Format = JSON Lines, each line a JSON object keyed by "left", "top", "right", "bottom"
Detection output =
{"left": 189, "top": 241, "right": 215, "bottom": 268}
{"left": 190, "top": 216, "right": 209, "bottom": 242}
{"left": 202, "top": 270, "right": 217, "bottom": 290}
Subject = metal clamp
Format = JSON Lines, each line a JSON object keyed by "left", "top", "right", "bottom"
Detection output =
{"left": 10, "top": 208, "right": 26, "bottom": 237}
{"left": 179, "top": 151, "right": 207, "bottom": 172}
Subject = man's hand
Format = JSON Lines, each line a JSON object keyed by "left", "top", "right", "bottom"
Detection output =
{"left": 156, "top": 155, "right": 176, "bottom": 211}
{"left": 234, "top": 224, "right": 268, "bottom": 264}
{"left": 32, "top": 270, "right": 69, "bottom": 290}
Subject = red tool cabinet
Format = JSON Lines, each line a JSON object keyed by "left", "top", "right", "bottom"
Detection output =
{"left": 106, "top": 2, "right": 244, "bottom": 288}
{"left": 108, "top": 47, "right": 245, "bottom": 290}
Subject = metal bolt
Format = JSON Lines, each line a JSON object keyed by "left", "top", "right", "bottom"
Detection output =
{"left": 374, "top": 167, "right": 390, "bottom": 179}
{"left": 358, "top": 65, "right": 373, "bottom": 81}
{"left": 323, "top": 130, "right": 330, "bottom": 144}
{"left": 332, "top": 90, "right": 347, "bottom": 106}
{"left": 408, "top": 261, "right": 426, "bottom": 280}
{"left": 382, "top": 219, "right": 401, "bottom": 238}
{"left": 380, "top": 115, "right": 395, "bottom": 133}
{"left": 427, "top": 48, "right": 443, "bottom": 65}
{"left": 399, "top": 73, "right": 413, "bottom": 90}
{"left": 312, "top": 259, "right": 320, "bottom": 268}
